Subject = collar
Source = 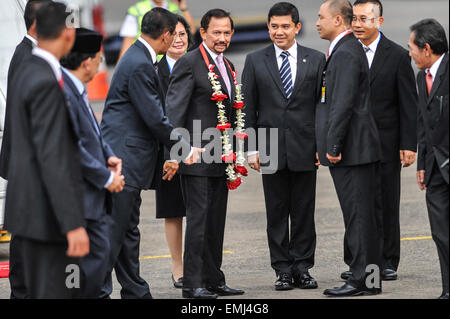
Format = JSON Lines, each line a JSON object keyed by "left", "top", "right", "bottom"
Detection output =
{"left": 360, "top": 31, "right": 381, "bottom": 53}
{"left": 202, "top": 41, "right": 221, "bottom": 63}
{"left": 32, "top": 47, "right": 61, "bottom": 80}
{"left": 62, "top": 67, "right": 85, "bottom": 95}
{"left": 274, "top": 40, "right": 298, "bottom": 59}
{"left": 137, "top": 37, "right": 157, "bottom": 64}
{"left": 166, "top": 55, "right": 177, "bottom": 72}
{"left": 328, "top": 29, "right": 352, "bottom": 56}
{"left": 25, "top": 34, "right": 37, "bottom": 47}
{"left": 427, "top": 53, "right": 446, "bottom": 80}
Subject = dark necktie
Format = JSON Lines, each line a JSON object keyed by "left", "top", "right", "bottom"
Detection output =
{"left": 153, "top": 61, "right": 158, "bottom": 73}
{"left": 280, "top": 51, "right": 293, "bottom": 99}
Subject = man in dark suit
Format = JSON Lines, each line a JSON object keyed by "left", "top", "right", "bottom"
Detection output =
{"left": 409, "top": 19, "right": 449, "bottom": 300}
{"left": 165, "top": 9, "right": 245, "bottom": 299}
{"left": 242, "top": 2, "right": 325, "bottom": 291}
{"left": 0, "top": 0, "right": 51, "bottom": 299}
{"left": 338, "top": 0, "right": 418, "bottom": 282}
{"left": 61, "top": 28, "right": 126, "bottom": 298}
{"left": 3, "top": 2, "right": 90, "bottom": 299}
{"left": 100, "top": 8, "right": 198, "bottom": 299}
{"left": 315, "top": 0, "right": 383, "bottom": 296}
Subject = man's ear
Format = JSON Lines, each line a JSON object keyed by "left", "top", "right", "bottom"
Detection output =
{"left": 424, "top": 43, "right": 433, "bottom": 56}
{"left": 28, "top": 20, "right": 37, "bottom": 38}
{"left": 199, "top": 27, "right": 207, "bottom": 41}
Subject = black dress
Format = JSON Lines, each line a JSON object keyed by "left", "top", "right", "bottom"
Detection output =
{"left": 155, "top": 55, "right": 186, "bottom": 219}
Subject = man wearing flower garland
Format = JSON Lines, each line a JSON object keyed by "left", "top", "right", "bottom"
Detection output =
{"left": 165, "top": 9, "right": 245, "bottom": 299}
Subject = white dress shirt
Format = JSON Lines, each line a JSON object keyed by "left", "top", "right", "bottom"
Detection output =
{"left": 360, "top": 32, "right": 381, "bottom": 69}
{"left": 426, "top": 53, "right": 446, "bottom": 81}
{"left": 166, "top": 55, "right": 177, "bottom": 73}
{"left": 274, "top": 40, "right": 298, "bottom": 86}
{"left": 61, "top": 68, "right": 114, "bottom": 189}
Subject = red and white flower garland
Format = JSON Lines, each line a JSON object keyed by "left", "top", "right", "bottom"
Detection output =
{"left": 200, "top": 44, "right": 248, "bottom": 190}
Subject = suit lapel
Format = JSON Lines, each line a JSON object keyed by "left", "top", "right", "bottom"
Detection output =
{"left": 290, "top": 44, "right": 309, "bottom": 99}
{"left": 264, "top": 46, "right": 287, "bottom": 98}
{"left": 370, "top": 34, "right": 392, "bottom": 84}
{"left": 428, "top": 54, "right": 449, "bottom": 104}
{"left": 63, "top": 71, "right": 102, "bottom": 138}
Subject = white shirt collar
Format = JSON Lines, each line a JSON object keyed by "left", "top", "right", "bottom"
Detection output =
{"left": 25, "top": 34, "right": 37, "bottom": 47}
{"left": 274, "top": 40, "right": 298, "bottom": 59}
{"left": 137, "top": 37, "right": 157, "bottom": 64}
{"left": 427, "top": 53, "right": 446, "bottom": 80}
{"left": 165, "top": 55, "right": 177, "bottom": 72}
{"left": 32, "top": 47, "right": 61, "bottom": 81}
{"left": 62, "top": 67, "right": 85, "bottom": 95}
{"left": 329, "top": 29, "right": 352, "bottom": 56}
{"left": 202, "top": 41, "right": 221, "bottom": 63}
{"left": 360, "top": 32, "right": 381, "bottom": 53}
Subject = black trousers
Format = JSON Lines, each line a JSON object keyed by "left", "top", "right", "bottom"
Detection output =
{"left": 101, "top": 185, "right": 151, "bottom": 299}
{"left": 8, "top": 234, "right": 28, "bottom": 299}
{"left": 330, "top": 162, "right": 383, "bottom": 289}
{"left": 14, "top": 236, "right": 81, "bottom": 299}
{"left": 79, "top": 214, "right": 110, "bottom": 298}
{"left": 180, "top": 175, "right": 228, "bottom": 288}
{"left": 426, "top": 161, "right": 449, "bottom": 294}
{"left": 344, "top": 160, "right": 401, "bottom": 271}
{"left": 262, "top": 169, "right": 317, "bottom": 276}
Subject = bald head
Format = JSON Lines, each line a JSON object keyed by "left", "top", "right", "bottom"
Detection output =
{"left": 327, "top": 0, "right": 353, "bottom": 26}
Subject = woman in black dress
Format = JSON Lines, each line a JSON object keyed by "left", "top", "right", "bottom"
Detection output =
{"left": 156, "top": 15, "right": 191, "bottom": 289}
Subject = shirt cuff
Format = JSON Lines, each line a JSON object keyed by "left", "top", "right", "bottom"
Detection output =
{"left": 167, "top": 147, "right": 194, "bottom": 163}
{"left": 247, "top": 151, "right": 259, "bottom": 157}
{"left": 104, "top": 172, "right": 114, "bottom": 189}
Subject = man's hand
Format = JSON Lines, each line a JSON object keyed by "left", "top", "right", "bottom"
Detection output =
{"left": 417, "top": 170, "right": 426, "bottom": 191}
{"left": 184, "top": 147, "right": 205, "bottom": 165}
{"left": 326, "top": 153, "right": 342, "bottom": 164}
{"left": 315, "top": 152, "right": 321, "bottom": 167}
{"left": 400, "top": 150, "right": 416, "bottom": 168}
{"left": 107, "top": 172, "right": 125, "bottom": 193}
{"left": 108, "top": 156, "right": 123, "bottom": 175}
{"left": 248, "top": 153, "right": 261, "bottom": 172}
{"left": 66, "top": 227, "right": 90, "bottom": 257}
{"left": 163, "top": 161, "right": 179, "bottom": 181}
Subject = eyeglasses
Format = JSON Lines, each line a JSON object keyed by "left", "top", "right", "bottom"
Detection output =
{"left": 352, "top": 16, "right": 379, "bottom": 24}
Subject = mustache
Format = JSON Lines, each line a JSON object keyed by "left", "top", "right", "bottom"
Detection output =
{"left": 214, "top": 42, "right": 228, "bottom": 46}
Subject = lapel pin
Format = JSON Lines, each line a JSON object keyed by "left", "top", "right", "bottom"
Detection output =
{"left": 303, "top": 59, "right": 307, "bottom": 63}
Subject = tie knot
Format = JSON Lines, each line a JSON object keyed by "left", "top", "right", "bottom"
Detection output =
{"left": 216, "top": 54, "right": 224, "bottom": 65}
{"left": 281, "top": 51, "right": 290, "bottom": 59}
{"left": 363, "top": 45, "right": 371, "bottom": 53}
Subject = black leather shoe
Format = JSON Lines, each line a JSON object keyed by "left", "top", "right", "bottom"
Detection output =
{"left": 207, "top": 285, "right": 245, "bottom": 296}
{"left": 381, "top": 269, "right": 398, "bottom": 281}
{"left": 275, "top": 273, "right": 294, "bottom": 291}
{"left": 324, "top": 283, "right": 381, "bottom": 297}
{"left": 439, "top": 292, "right": 449, "bottom": 299}
{"left": 293, "top": 272, "right": 318, "bottom": 289}
{"left": 172, "top": 275, "right": 183, "bottom": 289}
{"left": 182, "top": 288, "right": 218, "bottom": 299}
{"left": 340, "top": 270, "right": 352, "bottom": 280}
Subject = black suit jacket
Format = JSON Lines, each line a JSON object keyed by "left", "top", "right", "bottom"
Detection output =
{"left": 158, "top": 55, "right": 171, "bottom": 98}
{"left": 369, "top": 33, "right": 418, "bottom": 162}
{"left": 63, "top": 70, "right": 115, "bottom": 220}
{"left": 4, "top": 55, "right": 85, "bottom": 243}
{"left": 100, "top": 40, "right": 187, "bottom": 190}
{"left": 242, "top": 43, "right": 326, "bottom": 172}
{"left": 417, "top": 53, "right": 449, "bottom": 185}
{"left": 316, "top": 33, "right": 381, "bottom": 167}
{"left": 0, "top": 36, "right": 34, "bottom": 179}
{"left": 165, "top": 46, "right": 237, "bottom": 177}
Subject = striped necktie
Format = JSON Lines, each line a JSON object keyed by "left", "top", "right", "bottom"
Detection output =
{"left": 280, "top": 51, "right": 293, "bottom": 98}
